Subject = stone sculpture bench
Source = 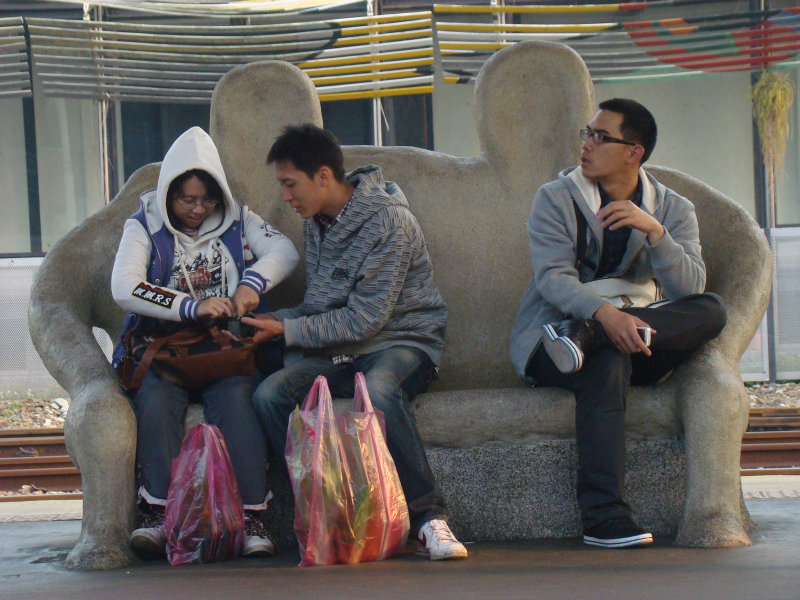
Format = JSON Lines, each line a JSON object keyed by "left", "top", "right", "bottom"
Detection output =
{"left": 29, "top": 41, "right": 771, "bottom": 569}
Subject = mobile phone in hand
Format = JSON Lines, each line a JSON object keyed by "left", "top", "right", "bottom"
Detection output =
{"left": 637, "top": 326, "right": 652, "bottom": 347}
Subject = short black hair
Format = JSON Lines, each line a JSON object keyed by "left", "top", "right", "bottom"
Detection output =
{"left": 267, "top": 123, "right": 346, "bottom": 182}
{"left": 598, "top": 98, "right": 658, "bottom": 163}
{"left": 166, "top": 168, "right": 223, "bottom": 203}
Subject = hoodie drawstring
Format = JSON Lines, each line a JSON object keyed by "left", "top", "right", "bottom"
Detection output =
{"left": 176, "top": 235, "right": 199, "bottom": 301}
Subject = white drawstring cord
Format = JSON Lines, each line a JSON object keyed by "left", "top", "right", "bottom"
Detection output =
{"left": 176, "top": 234, "right": 198, "bottom": 300}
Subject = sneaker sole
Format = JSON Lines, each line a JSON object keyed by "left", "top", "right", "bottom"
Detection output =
{"left": 242, "top": 545, "right": 275, "bottom": 558}
{"left": 542, "top": 324, "right": 583, "bottom": 374}
{"left": 130, "top": 533, "right": 166, "bottom": 559}
{"left": 583, "top": 533, "right": 653, "bottom": 548}
{"left": 414, "top": 541, "right": 469, "bottom": 560}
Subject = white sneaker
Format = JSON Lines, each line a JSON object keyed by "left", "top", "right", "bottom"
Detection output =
{"left": 130, "top": 526, "right": 166, "bottom": 559}
{"left": 241, "top": 534, "right": 276, "bottom": 558}
{"left": 416, "top": 519, "right": 468, "bottom": 560}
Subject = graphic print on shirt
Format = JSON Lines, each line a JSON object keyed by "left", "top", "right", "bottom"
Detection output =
{"left": 167, "top": 251, "right": 225, "bottom": 300}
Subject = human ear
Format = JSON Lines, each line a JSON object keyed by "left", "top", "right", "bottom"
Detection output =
{"left": 628, "top": 144, "right": 645, "bottom": 165}
{"left": 316, "top": 165, "right": 332, "bottom": 187}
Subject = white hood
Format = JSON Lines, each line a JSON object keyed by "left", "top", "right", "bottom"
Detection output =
{"left": 141, "top": 126, "right": 238, "bottom": 242}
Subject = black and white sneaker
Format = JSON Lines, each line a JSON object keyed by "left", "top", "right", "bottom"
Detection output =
{"left": 541, "top": 319, "right": 608, "bottom": 374}
{"left": 131, "top": 526, "right": 167, "bottom": 559}
{"left": 242, "top": 512, "right": 276, "bottom": 558}
{"left": 542, "top": 322, "right": 584, "bottom": 374}
{"left": 583, "top": 516, "right": 653, "bottom": 548}
{"left": 131, "top": 504, "right": 167, "bottom": 559}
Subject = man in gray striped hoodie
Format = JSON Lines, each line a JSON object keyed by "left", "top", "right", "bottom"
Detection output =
{"left": 243, "top": 124, "right": 468, "bottom": 560}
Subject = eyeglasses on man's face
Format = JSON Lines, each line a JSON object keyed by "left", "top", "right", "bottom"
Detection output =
{"left": 175, "top": 195, "right": 220, "bottom": 210}
{"left": 579, "top": 128, "right": 637, "bottom": 147}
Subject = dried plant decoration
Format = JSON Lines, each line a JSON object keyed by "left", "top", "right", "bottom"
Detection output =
{"left": 751, "top": 69, "right": 794, "bottom": 218}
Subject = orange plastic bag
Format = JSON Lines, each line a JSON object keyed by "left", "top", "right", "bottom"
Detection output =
{"left": 285, "top": 374, "right": 409, "bottom": 566}
{"left": 164, "top": 424, "right": 245, "bottom": 566}
{"left": 342, "top": 372, "right": 410, "bottom": 562}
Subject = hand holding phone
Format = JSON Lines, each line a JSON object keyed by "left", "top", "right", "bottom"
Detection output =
{"left": 637, "top": 326, "right": 652, "bottom": 347}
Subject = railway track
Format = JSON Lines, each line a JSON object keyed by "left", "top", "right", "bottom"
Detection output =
{"left": 741, "top": 408, "right": 800, "bottom": 476}
{"left": 1, "top": 407, "right": 799, "bottom": 500}
{"left": 0, "top": 428, "right": 81, "bottom": 502}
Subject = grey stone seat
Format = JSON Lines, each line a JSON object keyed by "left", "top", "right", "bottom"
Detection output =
{"left": 29, "top": 41, "right": 771, "bottom": 570}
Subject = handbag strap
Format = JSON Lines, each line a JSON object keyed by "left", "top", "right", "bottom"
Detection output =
{"left": 207, "top": 325, "right": 233, "bottom": 350}
{"left": 570, "top": 193, "right": 597, "bottom": 274}
{"left": 125, "top": 326, "right": 222, "bottom": 391}
{"left": 126, "top": 333, "right": 172, "bottom": 391}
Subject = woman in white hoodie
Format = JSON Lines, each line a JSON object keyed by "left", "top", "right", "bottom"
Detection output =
{"left": 111, "top": 127, "right": 299, "bottom": 559}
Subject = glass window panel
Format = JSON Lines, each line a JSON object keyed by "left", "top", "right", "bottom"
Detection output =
{"left": 0, "top": 97, "right": 30, "bottom": 254}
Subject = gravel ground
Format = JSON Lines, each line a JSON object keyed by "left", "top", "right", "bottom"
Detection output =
{"left": 1, "top": 382, "right": 800, "bottom": 430}
{"left": 0, "top": 391, "right": 69, "bottom": 430}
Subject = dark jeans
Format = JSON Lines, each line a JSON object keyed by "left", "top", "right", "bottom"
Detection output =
{"left": 252, "top": 345, "right": 447, "bottom": 535}
{"left": 133, "top": 370, "right": 269, "bottom": 509}
{"left": 527, "top": 293, "right": 727, "bottom": 530}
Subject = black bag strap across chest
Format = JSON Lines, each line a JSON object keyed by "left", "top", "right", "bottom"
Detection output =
{"left": 570, "top": 194, "right": 596, "bottom": 274}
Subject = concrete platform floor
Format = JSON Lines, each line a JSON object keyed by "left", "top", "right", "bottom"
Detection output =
{"left": 1, "top": 483, "right": 799, "bottom": 600}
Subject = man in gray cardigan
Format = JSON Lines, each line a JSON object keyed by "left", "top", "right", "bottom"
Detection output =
{"left": 510, "top": 99, "right": 726, "bottom": 548}
{"left": 243, "top": 124, "right": 467, "bottom": 560}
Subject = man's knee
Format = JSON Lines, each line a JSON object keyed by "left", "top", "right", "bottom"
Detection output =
{"left": 252, "top": 374, "right": 292, "bottom": 419}
{"left": 361, "top": 374, "right": 404, "bottom": 414}
{"left": 360, "top": 348, "right": 432, "bottom": 409}
{"left": 701, "top": 292, "right": 728, "bottom": 337}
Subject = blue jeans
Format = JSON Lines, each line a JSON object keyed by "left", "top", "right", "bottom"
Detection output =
{"left": 252, "top": 345, "right": 447, "bottom": 534}
{"left": 133, "top": 370, "right": 269, "bottom": 508}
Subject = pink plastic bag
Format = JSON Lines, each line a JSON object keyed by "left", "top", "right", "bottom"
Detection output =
{"left": 164, "top": 423, "right": 245, "bottom": 566}
{"left": 285, "top": 374, "right": 409, "bottom": 567}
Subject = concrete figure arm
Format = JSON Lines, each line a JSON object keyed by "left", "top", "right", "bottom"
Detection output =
{"left": 28, "top": 164, "right": 161, "bottom": 569}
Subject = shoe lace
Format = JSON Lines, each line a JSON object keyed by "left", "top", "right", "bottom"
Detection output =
{"left": 427, "top": 519, "right": 457, "bottom": 543}
{"left": 244, "top": 513, "right": 269, "bottom": 539}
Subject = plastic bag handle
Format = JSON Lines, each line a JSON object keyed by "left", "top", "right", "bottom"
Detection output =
{"left": 352, "top": 372, "right": 375, "bottom": 413}
{"left": 301, "top": 375, "right": 329, "bottom": 412}
{"left": 306, "top": 375, "right": 334, "bottom": 564}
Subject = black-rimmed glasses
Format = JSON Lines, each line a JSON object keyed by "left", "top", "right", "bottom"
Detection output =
{"left": 580, "top": 128, "right": 637, "bottom": 147}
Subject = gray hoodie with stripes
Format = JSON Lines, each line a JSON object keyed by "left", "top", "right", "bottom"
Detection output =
{"left": 274, "top": 165, "right": 448, "bottom": 366}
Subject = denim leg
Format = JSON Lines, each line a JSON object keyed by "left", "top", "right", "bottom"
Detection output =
{"left": 202, "top": 375, "right": 269, "bottom": 508}
{"left": 352, "top": 347, "right": 446, "bottom": 535}
{"left": 529, "top": 345, "right": 631, "bottom": 529}
{"left": 252, "top": 355, "right": 352, "bottom": 467}
{"left": 132, "top": 370, "right": 189, "bottom": 503}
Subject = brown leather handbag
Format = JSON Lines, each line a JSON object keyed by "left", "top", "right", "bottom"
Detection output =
{"left": 118, "top": 325, "right": 258, "bottom": 392}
